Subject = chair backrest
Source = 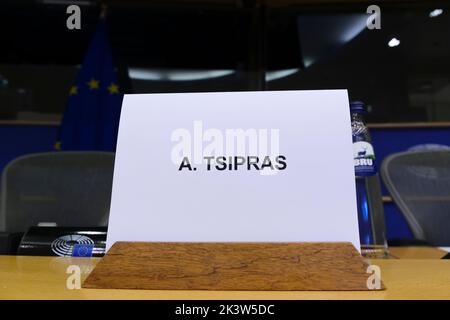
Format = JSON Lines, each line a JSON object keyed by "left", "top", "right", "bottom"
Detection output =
{"left": 0, "top": 152, "right": 115, "bottom": 233}
{"left": 381, "top": 151, "right": 450, "bottom": 246}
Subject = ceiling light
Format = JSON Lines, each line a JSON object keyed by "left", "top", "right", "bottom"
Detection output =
{"left": 265, "top": 69, "right": 299, "bottom": 82}
{"left": 388, "top": 38, "right": 400, "bottom": 47}
{"left": 429, "top": 9, "right": 443, "bottom": 18}
{"left": 128, "top": 68, "right": 235, "bottom": 81}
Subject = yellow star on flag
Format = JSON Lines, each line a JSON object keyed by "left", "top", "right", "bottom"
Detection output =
{"left": 107, "top": 83, "right": 119, "bottom": 94}
{"left": 69, "top": 85, "right": 77, "bottom": 95}
{"left": 54, "top": 141, "right": 61, "bottom": 151}
{"left": 87, "top": 78, "right": 100, "bottom": 90}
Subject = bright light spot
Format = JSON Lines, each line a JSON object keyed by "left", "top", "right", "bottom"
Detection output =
{"left": 429, "top": 9, "right": 443, "bottom": 18}
{"left": 265, "top": 69, "right": 299, "bottom": 81}
{"left": 388, "top": 37, "right": 400, "bottom": 47}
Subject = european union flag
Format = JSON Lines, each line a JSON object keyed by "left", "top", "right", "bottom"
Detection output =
{"left": 58, "top": 19, "right": 123, "bottom": 151}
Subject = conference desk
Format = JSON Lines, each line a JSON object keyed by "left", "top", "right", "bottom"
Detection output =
{"left": 1, "top": 247, "right": 449, "bottom": 300}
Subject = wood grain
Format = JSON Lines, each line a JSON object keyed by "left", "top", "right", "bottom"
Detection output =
{"left": 3, "top": 255, "right": 450, "bottom": 299}
{"left": 83, "top": 242, "right": 383, "bottom": 291}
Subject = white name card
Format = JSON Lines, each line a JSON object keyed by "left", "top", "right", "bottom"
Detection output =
{"left": 106, "top": 90, "right": 360, "bottom": 251}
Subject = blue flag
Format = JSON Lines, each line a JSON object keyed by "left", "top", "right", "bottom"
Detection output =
{"left": 58, "top": 19, "right": 123, "bottom": 151}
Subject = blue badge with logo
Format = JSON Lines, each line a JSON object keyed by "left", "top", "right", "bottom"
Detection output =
{"left": 72, "top": 244, "right": 94, "bottom": 257}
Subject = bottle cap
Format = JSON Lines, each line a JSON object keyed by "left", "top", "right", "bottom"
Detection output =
{"left": 350, "top": 101, "right": 367, "bottom": 114}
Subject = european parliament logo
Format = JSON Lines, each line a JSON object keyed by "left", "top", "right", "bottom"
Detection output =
{"left": 72, "top": 244, "right": 94, "bottom": 257}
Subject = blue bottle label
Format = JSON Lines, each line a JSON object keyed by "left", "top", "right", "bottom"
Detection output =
{"left": 353, "top": 141, "right": 376, "bottom": 175}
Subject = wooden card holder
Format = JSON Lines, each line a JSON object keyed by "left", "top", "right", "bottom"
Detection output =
{"left": 83, "top": 242, "right": 384, "bottom": 291}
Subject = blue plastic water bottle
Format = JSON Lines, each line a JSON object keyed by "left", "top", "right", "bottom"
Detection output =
{"left": 350, "top": 101, "right": 388, "bottom": 258}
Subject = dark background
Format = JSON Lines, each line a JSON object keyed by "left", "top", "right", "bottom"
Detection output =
{"left": 0, "top": 0, "right": 449, "bottom": 123}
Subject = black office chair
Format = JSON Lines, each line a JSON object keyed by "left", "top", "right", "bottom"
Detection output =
{"left": 0, "top": 151, "right": 115, "bottom": 234}
{"left": 381, "top": 151, "right": 450, "bottom": 246}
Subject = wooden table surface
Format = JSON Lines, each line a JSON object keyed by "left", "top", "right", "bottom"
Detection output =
{"left": 388, "top": 246, "right": 448, "bottom": 259}
{"left": 1, "top": 252, "right": 449, "bottom": 299}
